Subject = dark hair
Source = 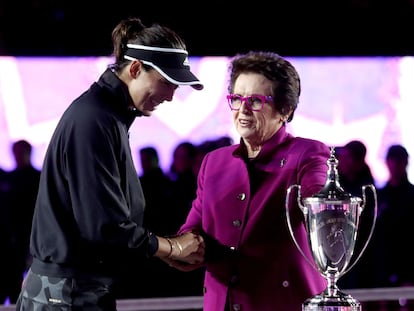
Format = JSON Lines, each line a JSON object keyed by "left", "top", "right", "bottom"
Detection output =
{"left": 111, "top": 17, "right": 187, "bottom": 71}
{"left": 227, "top": 51, "right": 301, "bottom": 122}
{"left": 386, "top": 144, "right": 409, "bottom": 161}
{"left": 140, "top": 146, "right": 159, "bottom": 159}
{"left": 344, "top": 140, "right": 367, "bottom": 162}
{"left": 12, "top": 139, "right": 32, "bottom": 154}
{"left": 174, "top": 141, "right": 197, "bottom": 158}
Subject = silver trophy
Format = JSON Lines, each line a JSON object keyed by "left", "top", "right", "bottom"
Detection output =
{"left": 286, "top": 147, "right": 377, "bottom": 311}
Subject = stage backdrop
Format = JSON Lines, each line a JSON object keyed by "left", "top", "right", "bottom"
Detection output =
{"left": 0, "top": 56, "right": 413, "bottom": 187}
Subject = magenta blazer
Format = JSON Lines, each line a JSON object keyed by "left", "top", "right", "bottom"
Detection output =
{"left": 179, "top": 126, "right": 330, "bottom": 311}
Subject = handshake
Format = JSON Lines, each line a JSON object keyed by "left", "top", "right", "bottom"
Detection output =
{"left": 157, "top": 232, "right": 205, "bottom": 272}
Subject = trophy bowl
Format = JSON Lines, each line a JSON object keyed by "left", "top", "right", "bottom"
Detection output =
{"left": 286, "top": 148, "right": 377, "bottom": 311}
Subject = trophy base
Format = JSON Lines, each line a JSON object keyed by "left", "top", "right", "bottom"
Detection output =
{"left": 302, "top": 289, "right": 361, "bottom": 311}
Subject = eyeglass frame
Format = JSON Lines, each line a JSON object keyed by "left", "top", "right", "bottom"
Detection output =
{"left": 226, "top": 94, "right": 274, "bottom": 112}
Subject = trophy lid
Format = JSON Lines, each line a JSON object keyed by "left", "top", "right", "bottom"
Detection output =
{"left": 312, "top": 146, "right": 353, "bottom": 201}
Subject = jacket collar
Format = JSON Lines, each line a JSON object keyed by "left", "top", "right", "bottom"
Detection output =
{"left": 234, "top": 125, "right": 292, "bottom": 161}
{"left": 97, "top": 68, "right": 143, "bottom": 126}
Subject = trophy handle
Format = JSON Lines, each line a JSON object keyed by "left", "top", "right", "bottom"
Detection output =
{"left": 342, "top": 183, "right": 378, "bottom": 275}
{"left": 285, "top": 184, "right": 320, "bottom": 272}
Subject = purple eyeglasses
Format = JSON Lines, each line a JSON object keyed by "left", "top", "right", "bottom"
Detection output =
{"left": 226, "top": 94, "right": 273, "bottom": 111}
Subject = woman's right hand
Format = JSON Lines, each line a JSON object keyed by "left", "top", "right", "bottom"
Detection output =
{"left": 170, "top": 232, "right": 205, "bottom": 264}
{"left": 156, "top": 232, "right": 205, "bottom": 265}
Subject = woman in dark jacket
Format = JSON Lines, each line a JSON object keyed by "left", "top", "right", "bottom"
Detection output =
{"left": 16, "top": 17, "right": 205, "bottom": 311}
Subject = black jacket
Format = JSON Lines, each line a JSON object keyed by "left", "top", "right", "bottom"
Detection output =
{"left": 30, "top": 68, "right": 158, "bottom": 278}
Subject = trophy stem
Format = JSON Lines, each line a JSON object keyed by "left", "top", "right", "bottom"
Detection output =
{"left": 326, "top": 273, "right": 340, "bottom": 297}
{"left": 303, "top": 272, "right": 361, "bottom": 311}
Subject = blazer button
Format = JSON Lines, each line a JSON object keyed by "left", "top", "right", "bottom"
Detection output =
{"left": 232, "top": 220, "right": 241, "bottom": 227}
{"left": 232, "top": 303, "right": 241, "bottom": 311}
{"left": 282, "top": 280, "right": 289, "bottom": 287}
{"left": 236, "top": 193, "right": 246, "bottom": 200}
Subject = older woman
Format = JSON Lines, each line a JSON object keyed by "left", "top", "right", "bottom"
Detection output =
{"left": 168, "top": 51, "right": 330, "bottom": 311}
